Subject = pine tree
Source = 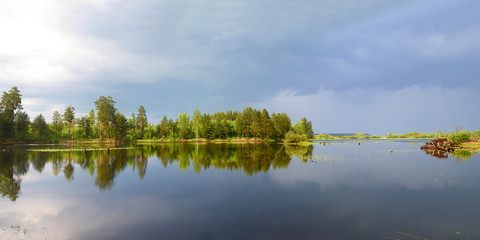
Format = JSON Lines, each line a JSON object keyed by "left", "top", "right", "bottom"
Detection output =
{"left": 0, "top": 86, "right": 22, "bottom": 139}
{"left": 52, "top": 110, "right": 63, "bottom": 140}
{"left": 272, "top": 113, "right": 291, "bottom": 139}
{"left": 32, "top": 114, "right": 49, "bottom": 140}
{"left": 193, "top": 109, "right": 200, "bottom": 139}
{"left": 136, "top": 105, "right": 148, "bottom": 137}
{"left": 260, "top": 109, "right": 274, "bottom": 139}
{"left": 114, "top": 112, "right": 128, "bottom": 141}
{"left": 178, "top": 113, "right": 190, "bottom": 139}
{"left": 63, "top": 105, "right": 75, "bottom": 139}
{"left": 94, "top": 96, "right": 116, "bottom": 139}
{"left": 158, "top": 115, "right": 169, "bottom": 139}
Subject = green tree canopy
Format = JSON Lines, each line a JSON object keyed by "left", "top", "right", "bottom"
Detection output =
{"left": 14, "top": 111, "right": 30, "bottom": 141}
{"left": 136, "top": 105, "right": 147, "bottom": 135}
{"left": 63, "top": 105, "right": 75, "bottom": 139}
{"left": 293, "top": 117, "right": 314, "bottom": 139}
{"left": 178, "top": 113, "right": 190, "bottom": 139}
{"left": 77, "top": 116, "right": 92, "bottom": 139}
{"left": 157, "top": 115, "right": 169, "bottom": 139}
{"left": 114, "top": 112, "right": 128, "bottom": 141}
{"left": 52, "top": 110, "right": 63, "bottom": 140}
{"left": 32, "top": 114, "right": 49, "bottom": 140}
{"left": 1, "top": 87, "right": 22, "bottom": 139}
{"left": 272, "top": 113, "right": 291, "bottom": 139}
{"left": 0, "top": 86, "right": 22, "bottom": 122}
{"left": 94, "top": 96, "right": 116, "bottom": 139}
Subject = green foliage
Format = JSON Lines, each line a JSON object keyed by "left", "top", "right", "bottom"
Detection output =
{"left": 136, "top": 105, "right": 148, "bottom": 136}
{"left": 0, "top": 175, "right": 10, "bottom": 184}
{"left": 63, "top": 105, "right": 75, "bottom": 138}
{"left": 168, "top": 118, "right": 177, "bottom": 139}
{"left": 114, "top": 112, "right": 128, "bottom": 141}
{"left": 94, "top": 96, "right": 116, "bottom": 139}
{"left": 386, "top": 131, "right": 436, "bottom": 139}
{"left": 449, "top": 130, "right": 472, "bottom": 145}
{"left": 88, "top": 109, "right": 96, "bottom": 125}
{"left": 14, "top": 111, "right": 30, "bottom": 141}
{"left": 77, "top": 116, "right": 92, "bottom": 139}
{"left": 0, "top": 87, "right": 22, "bottom": 139}
{"left": 177, "top": 113, "right": 191, "bottom": 139}
{"left": 157, "top": 116, "right": 169, "bottom": 139}
{"left": 472, "top": 129, "right": 480, "bottom": 140}
{"left": 236, "top": 107, "right": 253, "bottom": 138}
{"left": 284, "top": 131, "right": 307, "bottom": 143}
{"left": 192, "top": 109, "right": 201, "bottom": 139}
{"left": 0, "top": 86, "right": 314, "bottom": 143}
{"left": 199, "top": 113, "right": 213, "bottom": 139}
{"left": 293, "top": 117, "right": 314, "bottom": 139}
{"left": 258, "top": 109, "right": 274, "bottom": 139}
{"left": 52, "top": 110, "right": 63, "bottom": 140}
{"left": 272, "top": 113, "right": 291, "bottom": 139}
{"left": 0, "top": 87, "right": 22, "bottom": 122}
{"left": 32, "top": 114, "right": 50, "bottom": 140}
{"left": 315, "top": 134, "right": 335, "bottom": 140}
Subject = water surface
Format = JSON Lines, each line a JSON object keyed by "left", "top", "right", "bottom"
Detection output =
{"left": 1, "top": 140, "right": 479, "bottom": 240}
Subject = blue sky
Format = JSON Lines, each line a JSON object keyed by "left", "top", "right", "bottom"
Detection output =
{"left": 0, "top": 0, "right": 478, "bottom": 135}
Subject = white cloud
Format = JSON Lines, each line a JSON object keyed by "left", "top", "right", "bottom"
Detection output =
{"left": 0, "top": 194, "right": 173, "bottom": 240}
{"left": 24, "top": 104, "right": 66, "bottom": 122}
{"left": 269, "top": 149, "right": 480, "bottom": 191}
{"left": 22, "top": 98, "right": 45, "bottom": 107}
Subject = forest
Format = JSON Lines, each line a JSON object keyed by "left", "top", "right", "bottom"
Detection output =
{"left": 0, "top": 86, "right": 314, "bottom": 144}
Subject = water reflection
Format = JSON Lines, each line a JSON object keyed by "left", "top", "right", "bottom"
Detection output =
{"left": 422, "top": 149, "right": 449, "bottom": 158}
{"left": 451, "top": 149, "right": 479, "bottom": 162}
{"left": 0, "top": 143, "right": 313, "bottom": 200}
{"left": 1, "top": 140, "right": 479, "bottom": 240}
{"left": 422, "top": 148, "right": 479, "bottom": 161}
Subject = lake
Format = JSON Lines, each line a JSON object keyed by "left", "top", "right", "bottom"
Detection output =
{"left": 1, "top": 139, "right": 479, "bottom": 240}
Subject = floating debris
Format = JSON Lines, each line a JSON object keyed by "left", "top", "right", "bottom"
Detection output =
{"left": 421, "top": 138, "right": 455, "bottom": 158}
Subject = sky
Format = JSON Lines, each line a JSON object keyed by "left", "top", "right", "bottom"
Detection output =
{"left": 0, "top": 0, "right": 478, "bottom": 135}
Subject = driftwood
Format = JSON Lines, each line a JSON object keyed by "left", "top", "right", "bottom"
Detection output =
{"left": 421, "top": 138, "right": 455, "bottom": 158}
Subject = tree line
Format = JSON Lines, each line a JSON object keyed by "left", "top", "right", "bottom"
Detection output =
{"left": 0, "top": 87, "right": 314, "bottom": 143}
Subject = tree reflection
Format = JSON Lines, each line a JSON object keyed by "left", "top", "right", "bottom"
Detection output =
{"left": 0, "top": 143, "right": 312, "bottom": 200}
{"left": 0, "top": 151, "right": 29, "bottom": 201}
{"left": 284, "top": 144, "right": 313, "bottom": 162}
{"left": 422, "top": 148, "right": 479, "bottom": 161}
{"left": 421, "top": 149, "right": 449, "bottom": 159}
{"left": 450, "top": 150, "right": 478, "bottom": 162}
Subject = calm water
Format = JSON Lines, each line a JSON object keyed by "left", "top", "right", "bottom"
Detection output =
{"left": 1, "top": 140, "right": 479, "bottom": 240}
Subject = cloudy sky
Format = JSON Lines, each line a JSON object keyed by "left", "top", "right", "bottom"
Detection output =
{"left": 0, "top": 0, "right": 478, "bottom": 135}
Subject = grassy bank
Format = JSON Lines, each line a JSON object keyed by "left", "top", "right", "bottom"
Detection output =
{"left": 458, "top": 141, "right": 480, "bottom": 150}
{"left": 283, "top": 141, "right": 314, "bottom": 146}
{"left": 316, "top": 130, "right": 480, "bottom": 141}
{"left": 29, "top": 146, "right": 136, "bottom": 152}
{"left": 314, "top": 133, "right": 433, "bottom": 140}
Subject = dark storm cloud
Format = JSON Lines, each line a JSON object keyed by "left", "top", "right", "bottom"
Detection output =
{"left": 1, "top": 0, "right": 478, "bottom": 133}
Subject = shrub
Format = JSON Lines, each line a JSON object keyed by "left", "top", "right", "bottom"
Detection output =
{"left": 315, "top": 134, "right": 335, "bottom": 140}
{"left": 284, "top": 131, "right": 307, "bottom": 143}
{"left": 449, "top": 130, "right": 472, "bottom": 145}
{"left": 473, "top": 129, "right": 480, "bottom": 140}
